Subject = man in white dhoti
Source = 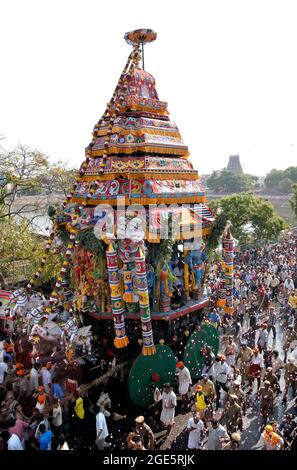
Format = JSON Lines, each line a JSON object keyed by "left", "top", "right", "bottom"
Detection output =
{"left": 176, "top": 361, "right": 192, "bottom": 408}
{"left": 160, "top": 383, "right": 177, "bottom": 437}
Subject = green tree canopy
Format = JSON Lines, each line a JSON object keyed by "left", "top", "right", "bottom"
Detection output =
{"left": 207, "top": 169, "right": 257, "bottom": 193}
{"left": 290, "top": 183, "right": 297, "bottom": 221}
{"left": 0, "top": 145, "right": 75, "bottom": 223}
{"left": 278, "top": 178, "right": 294, "bottom": 194}
{"left": 264, "top": 166, "right": 297, "bottom": 193}
{"left": 0, "top": 220, "right": 63, "bottom": 287}
{"left": 0, "top": 144, "right": 75, "bottom": 287}
{"left": 209, "top": 192, "right": 288, "bottom": 245}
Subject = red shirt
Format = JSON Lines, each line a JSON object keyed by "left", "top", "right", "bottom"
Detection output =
{"left": 9, "top": 419, "right": 29, "bottom": 441}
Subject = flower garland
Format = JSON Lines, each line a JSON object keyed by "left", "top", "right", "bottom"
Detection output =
{"left": 26, "top": 226, "right": 56, "bottom": 289}
{"left": 26, "top": 48, "right": 140, "bottom": 295}
{"left": 105, "top": 240, "right": 129, "bottom": 348}
{"left": 46, "top": 227, "right": 78, "bottom": 309}
{"left": 222, "top": 224, "right": 234, "bottom": 314}
{"left": 27, "top": 46, "right": 143, "bottom": 326}
{"left": 95, "top": 46, "right": 141, "bottom": 175}
{"left": 134, "top": 241, "right": 156, "bottom": 356}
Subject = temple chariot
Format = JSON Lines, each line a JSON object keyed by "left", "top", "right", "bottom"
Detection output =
{"left": 6, "top": 30, "right": 236, "bottom": 407}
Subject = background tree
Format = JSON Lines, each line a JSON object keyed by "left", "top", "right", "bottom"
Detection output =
{"left": 284, "top": 166, "right": 297, "bottom": 182}
{"left": 0, "top": 144, "right": 75, "bottom": 287}
{"left": 264, "top": 166, "right": 297, "bottom": 193}
{"left": 0, "top": 144, "right": 75, "bottom": 226}
{"left": 0, "top": 144, "right": 50, "bottom": 224}
{"left": 264, "top": 169, "right": 284, "bottom": 191}
{"left": 209, "top": 192, "right": 288, "bottom": 245}
{"left": 0, "top": 220, "right": 63, "bottom": 288}
{"left": 290, "top": 183, "right": 297, "bottom": 221}
{"left": 39, "top": 163, "right": 76, "bottom": 197}
{"left": 207, "top": 169, "right": 257, "bottom": 193}
{"left": 278, "top": 177, "right": 294, "bottom": 194}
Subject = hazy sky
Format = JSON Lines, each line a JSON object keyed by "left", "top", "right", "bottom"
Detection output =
{"left": 1, "top": 0, "right": 297, "bottom": 176}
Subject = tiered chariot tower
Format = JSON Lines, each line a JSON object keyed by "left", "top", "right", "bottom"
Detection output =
{"left": 48, "top": 29, "right": 216, "bottom": 357}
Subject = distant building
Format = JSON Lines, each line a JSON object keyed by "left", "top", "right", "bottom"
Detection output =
{"left": 227, "top": 155, "right": 243, "bottom": 174}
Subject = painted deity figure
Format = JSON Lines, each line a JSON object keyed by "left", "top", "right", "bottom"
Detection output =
{"left": 9, "top": 289, "right": 29, "bottom": 317}
{"left": 159, "top": 258, "right": 176, "bottom": 312}
{"left": 146, "top": 263, "right": 155, "bottom": 296}
{"left": 185, "top": 245, "right": 206, "bottom": 290}
{"left": 62, "top": 316, "right": 79, "bottom": 344}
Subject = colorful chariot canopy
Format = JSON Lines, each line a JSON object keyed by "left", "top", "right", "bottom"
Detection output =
{"left": 64, "top": 29, "right": 212, "bottom": 230}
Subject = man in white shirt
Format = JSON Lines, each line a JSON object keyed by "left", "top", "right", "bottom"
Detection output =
{"left": 95, "top": 409, "right": 109, "bottom": 450}
{"left": 8, "top": 433, "right": 24, "bottom": 450}
{"left": 51, "top": 399, "right": 63, "bottom": 443}
{"left": 270, "top": 275, "right": 280, "bottom": 299}
{"left": 176, "top": 361, "right": 192, "bottom": 408}
{"left": 215, "top": 355, "right": 231, "bottom": 408}
{"left": 264, "top": 274, "right": 272, "bottom": 289}
{"left": 41, "top": 363, "right": 52, "bottom": 394}
{"left": 234, "top": 278, "right": 242, "bottom": 291}
{"left": 268, "top": 261, "right": 274, "bottom": 271}
{"left": 284, "top": 277, "right": 295, "bottom": 294}
{"left": 29, "top": 364, "right": 39, "bottom": 392}
{"left": 0, "top": 341, "right": 4, "bottom": 363}
{"left": 207, "top": 419, "right": 229, "bottom": 450}
{"left": 249, "top": 348, "right": 264, "bottom": 391}
{"left": 257, "top": 324, "right": 269, "bottom": 352}
{"left": 160, "top": 383, "right": 177, "bottom": 437}
{"left": 187, "top": 412, "right": 204, "bottom": 449}
{"left": 57, "top": 434, "right": 70, "bottom": 450}
{"left": 271, "top": 350, "right": 284, "bottom": 381}
{"left": 258, "top": 425, "right": 284, "bottom": 450}
{"left": 0, "top": 358, "right": 8, "bottom": 384}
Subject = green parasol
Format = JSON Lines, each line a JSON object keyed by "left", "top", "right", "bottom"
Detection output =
{"left": 128, "top": 344, "right": 176, "bottom": 408}
{"left": 200, "top": 323, "right": 220, "bottom": 354}
{"left": 183, "top": 323, "right": 219, "bottom": 380}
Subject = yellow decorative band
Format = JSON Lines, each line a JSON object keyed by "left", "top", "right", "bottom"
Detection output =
{"left": 114, "top": 336, "right": 129, "bottom": 348}
{"left": 142, "top": 345, "right": 156, "bottom": 356}
{"left": 90, "top": 146, "right": 189, "bottom": 158}
{"left": 146, "top": 227, "right": 212, "bottom": 243}
{"left": 80, "top": 172, "right": 199, "bottom": 181}
{"left": 96, "top": 127, "right": 181, "bottom": 138}
{"left": 72, "top": 195, "right": 207, "bottom": 206}
{"left": 119, "top": 103, "right": 168, "bottom": 115}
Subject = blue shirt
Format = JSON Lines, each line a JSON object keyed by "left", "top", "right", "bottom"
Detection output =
{"left": 53, "top": 383, "right": 64, "bottom": 399}
{"left": 209, "top": 312, "right": 220, "bottom": 324}
{"left": 39, "top": 431, "right": 53, "bottom": 450}
{"left": 4, "top": 352, "right": 13, "bottom": 363}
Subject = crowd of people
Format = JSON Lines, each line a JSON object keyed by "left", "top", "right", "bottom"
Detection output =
{"left": 127, "top": 231, "right": 297, "bottom": 450}
{"left": 0, "top": 230, "right": 296, "bottom": 451}
{"left": 172, "top": 230, "right": 297, "bottom": 450}
{"left": 0, "top": 329, "right": 123, "bottom": 451}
